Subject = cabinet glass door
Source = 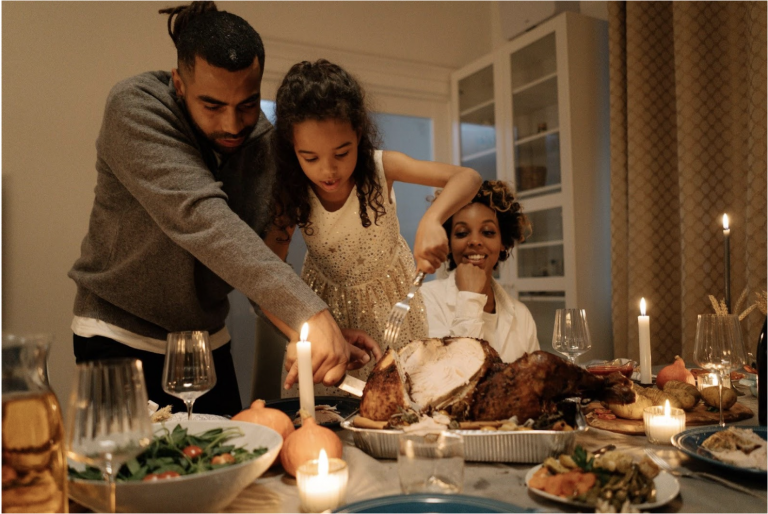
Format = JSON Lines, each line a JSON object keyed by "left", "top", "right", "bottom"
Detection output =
{"left": 517, "top": 206, "right": 564, "bottom": 279}
{"left": 510, "top": 33, "right": 561, "bottom": 198}
{"left": 458, "top": 65, "right": 496, "bottom": 182}
{"left": 517, "top": 292, "right": 565, "bottom": 354}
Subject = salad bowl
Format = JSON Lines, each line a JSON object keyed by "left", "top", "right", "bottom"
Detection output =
{"left": 68, "top": 419, "right": 282, "bottom": 513}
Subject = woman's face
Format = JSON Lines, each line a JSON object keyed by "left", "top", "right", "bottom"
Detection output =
{"left": 449, "top": 202, "right": 504, "bottom": 275}
{"left": 292, "top": 118, "right": 358, "bottom": 206}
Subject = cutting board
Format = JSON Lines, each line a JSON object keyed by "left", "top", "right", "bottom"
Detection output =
{"left": 584, "top": 401, "right": 754, "bottom": 435}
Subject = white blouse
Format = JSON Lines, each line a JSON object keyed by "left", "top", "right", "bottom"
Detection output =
{"left": 421, "top": 270, "right": 539, "bottom": 362}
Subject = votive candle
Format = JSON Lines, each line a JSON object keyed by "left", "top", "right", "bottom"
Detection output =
{"left": 297, "top": 322, "right": 315, "bottom": 421}
{"left": 638, "top": 298, "right": 652, "bottom": 385}
{"left": 643, "top": 400, "right": 686, "bottom": 445}
{"left": 296, "top": 449, "right": 348, "bottom": 513}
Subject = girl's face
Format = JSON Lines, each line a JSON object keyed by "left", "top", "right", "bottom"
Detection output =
{"left": 292, "top": 118, "right": 358, "bottom": 204}
{"left": 449, "top": 203, "right": 504, "bottom": 275}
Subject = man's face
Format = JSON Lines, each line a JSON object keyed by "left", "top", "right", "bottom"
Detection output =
{"left": 172, "top": 55, "right": 262, "bottom": 154}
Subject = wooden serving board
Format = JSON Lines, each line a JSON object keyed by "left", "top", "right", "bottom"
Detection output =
{"left": 584, "top": 401, "right": 754, "bottom": 435}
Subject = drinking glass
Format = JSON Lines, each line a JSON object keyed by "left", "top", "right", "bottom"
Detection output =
{"left": 552, "top": 308, "right": 592, "bottom": 364}
{"left": 693, "top": 314, "right": 747, "bottom": 427}
{"left": 66, "top": 358, "right": 153, "bottom": 513}
{"left": 398, "top": 432, "right": 464, "bottom": 494}
{"left": 162, "top": 330, "right": 216, "bottom": 419}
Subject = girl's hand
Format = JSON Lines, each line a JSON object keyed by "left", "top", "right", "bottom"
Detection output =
{"left": 454, "top": 262, "right": 488, "bottom": 294}
{"left": 413, "top": 215, "right": 449, "bottom": 274}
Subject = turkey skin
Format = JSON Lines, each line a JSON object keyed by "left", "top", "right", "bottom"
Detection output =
{"left": 360, "top": 338, "right": 634, "bottom": 424}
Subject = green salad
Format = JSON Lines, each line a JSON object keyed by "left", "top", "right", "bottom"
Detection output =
{"left": 68, "top": 424, "right": 268, "bottom": 482}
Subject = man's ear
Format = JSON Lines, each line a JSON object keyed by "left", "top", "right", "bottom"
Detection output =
{"left": 171, "top": 68, "right": 185, "bottom": 98}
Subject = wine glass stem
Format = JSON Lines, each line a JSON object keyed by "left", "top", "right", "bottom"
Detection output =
{"left": 718, "top": 372, "right": 725, "bottom": 428}
{"left": 103, "top": 470, "right": 116, "bottom": 513}
{"left": 185, "top": 399, "right": 195, "bottom": 420}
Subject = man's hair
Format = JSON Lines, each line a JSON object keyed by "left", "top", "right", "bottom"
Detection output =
{"left": 159, "top": 1, "right": 265, "bottom": 75}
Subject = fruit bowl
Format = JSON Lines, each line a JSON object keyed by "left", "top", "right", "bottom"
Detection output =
{"left": 68, "top": 420, "right": 282, "bottom": 513}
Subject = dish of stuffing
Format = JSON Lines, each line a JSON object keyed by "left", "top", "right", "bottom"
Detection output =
{"left": 672, "top": 425, "right": 767, "bottom": 475}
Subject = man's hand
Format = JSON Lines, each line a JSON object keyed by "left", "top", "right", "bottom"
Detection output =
{"left": 413, "top": 215, "right": 449, "bottom": 274}
{"left": 454, "top": 262, "right": 488, "bottom": 294}
{"left": 283, "top": 309, "right": 351, "bottom": 390}
{"left": 341, "top": 328, "right": 383, "bottom": 369}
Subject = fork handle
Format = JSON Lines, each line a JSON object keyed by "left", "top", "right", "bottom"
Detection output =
{"left": 693, "top": 471, "right": 766, "bottom": 499}
{"left": 412, "top": 271, "right": 426, "bottom": 288}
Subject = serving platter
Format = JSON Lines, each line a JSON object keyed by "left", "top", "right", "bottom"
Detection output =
{"left": 334, "top": 493, "right": 534, "bottom": 513}
{"left": 265, "top": 396, "right": 360, "bottom": 429}
{"left": 583, "top": 401, "right": 754, "bottom": 435}
{"left": 671, "top": 425, "right": 767, "bottom": 476}
{"left": 524, "top": 464, "right": 680, "bottom": 510}
{"left": 342, "top": 413, "right": 585, "bottom": 463}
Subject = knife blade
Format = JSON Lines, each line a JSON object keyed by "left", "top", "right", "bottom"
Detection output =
{"left": 336, "top": 374, "right": 366, "bottom": 397}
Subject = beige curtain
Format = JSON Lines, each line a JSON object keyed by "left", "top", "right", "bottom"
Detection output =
{"left": 609, "top": 1, "right": 767, "bottom": 367}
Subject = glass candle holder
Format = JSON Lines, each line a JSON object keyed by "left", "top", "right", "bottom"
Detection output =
{"left": 643, "top": 403, "right": 686, "bottom": 445}
{"left": 296, "top": 454, "right": 348, "bottom": 513}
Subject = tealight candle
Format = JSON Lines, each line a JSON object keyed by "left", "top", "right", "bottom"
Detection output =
{"left": 643, "top": 400, "right": 686, "bottom": 445}
{"left": 297, "top": 322, "right": 315, "bottom": 421}
{"left": 296, "top": 449, "right": 348, "bottom": 513}
{"left": 696, "top": 371, "right": 730, "bottom": 391}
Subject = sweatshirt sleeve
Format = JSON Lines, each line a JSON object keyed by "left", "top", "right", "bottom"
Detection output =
{"left": 98, "top": 79, "right": 326, "bottom": 331}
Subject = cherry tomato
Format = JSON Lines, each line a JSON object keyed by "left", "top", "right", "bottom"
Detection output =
{"left": 211, "top": 453, "right": 235, "bottom": 465}
{"left": 142, "top": 471, "right": 181, "bottom": 481}
{"left": 182, "top": 445, "right": 203, "bottom": 459}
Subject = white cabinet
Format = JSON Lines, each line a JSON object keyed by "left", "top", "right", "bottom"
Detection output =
{"left": 450, "top": 12, "right": 612, "bottom": 360}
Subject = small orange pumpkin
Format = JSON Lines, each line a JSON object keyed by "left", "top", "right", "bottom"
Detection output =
{"left": 280, "top": 411, "right": 343, "bottom": 477}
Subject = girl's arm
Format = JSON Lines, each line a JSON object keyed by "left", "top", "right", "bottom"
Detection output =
{"left": 382, "top": 150, "right": 482, "bottom": 273}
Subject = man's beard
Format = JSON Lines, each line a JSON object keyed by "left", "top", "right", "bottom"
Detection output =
{"left": 181, "top": 99, "right": 256, "bottom": 154}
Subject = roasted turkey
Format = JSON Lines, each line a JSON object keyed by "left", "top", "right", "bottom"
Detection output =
{"left": 359, "top": 337, "right": 634, "bottom": 424}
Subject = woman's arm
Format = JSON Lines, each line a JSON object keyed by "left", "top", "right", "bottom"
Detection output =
{"left": 382, "top": 150, "right": 482, "bottom": 273}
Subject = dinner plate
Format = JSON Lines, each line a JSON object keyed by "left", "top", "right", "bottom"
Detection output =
{"left": 265, "top": 396, "right": 359, "bottom": 429}
{"left": 671, "top": 425, "right": 767, "bottom": 476}
{"left": 334, "top": 493, "right": 533, "bottom": 513}
{"left": 524, "top": 464, "right": 680, "bottom": 509}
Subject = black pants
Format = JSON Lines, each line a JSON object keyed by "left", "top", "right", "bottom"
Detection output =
{"left": 73, "top": 334, "right": 242, "bottom": 417}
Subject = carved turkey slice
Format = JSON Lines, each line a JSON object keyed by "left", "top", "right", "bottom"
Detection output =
{"left": 359, "top": 337, "right": 501, "bottom": 421}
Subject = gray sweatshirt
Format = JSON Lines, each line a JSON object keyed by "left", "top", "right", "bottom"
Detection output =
{"left": 69, "top": 71, "right": 327, "bottom": 340}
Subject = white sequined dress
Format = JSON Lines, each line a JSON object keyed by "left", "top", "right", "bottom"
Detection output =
{"left": 282, "top": 150, "right": 428, "bottom": 397}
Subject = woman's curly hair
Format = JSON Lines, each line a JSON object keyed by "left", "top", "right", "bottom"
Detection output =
{"left": 437, "top": 180, "right": 532, "bottom": 271}
{"left": 271, "top": 59, "right": 386, "bottom": 234}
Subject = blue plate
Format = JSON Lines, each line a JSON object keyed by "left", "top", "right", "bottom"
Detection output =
{"left": 671, "top": 425, "right": 766, "bottom": 476}
{"left": 264, "top": 396, "right": 359, "bottom": 429}
{"left": 334, "top": 494, "right": 533, "bottom": 513}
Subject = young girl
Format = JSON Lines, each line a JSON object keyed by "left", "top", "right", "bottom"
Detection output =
{"left": 421, "top": 180, "right": 539, "bottom": 362}
{"left": 272, "top": 59, "right": 482, "bottom": 396}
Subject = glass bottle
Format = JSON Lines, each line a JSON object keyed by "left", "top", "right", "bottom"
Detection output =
{"left": 2, "top": 334, "right": 68, "bottom": 513}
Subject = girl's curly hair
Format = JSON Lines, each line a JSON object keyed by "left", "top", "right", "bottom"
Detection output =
{"left": 437, "top": 180, "right": 532, "bottom": 271}
{"left": 271, "top": 59, "right": 385, "bottom": 234}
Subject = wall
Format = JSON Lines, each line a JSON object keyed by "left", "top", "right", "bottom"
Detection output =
{"left": 1, "top": 1, "right": 494, "bottom": 410}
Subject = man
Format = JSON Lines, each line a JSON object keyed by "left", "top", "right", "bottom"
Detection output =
{"left": 68, "top": 1, "right": 378, "bottom": 416}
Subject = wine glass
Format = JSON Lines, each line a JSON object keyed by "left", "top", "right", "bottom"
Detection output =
{"left": 693, "top": 314, "right": 747, "bottom": 427}
{"left": 66, "top": 358, "right": 153, "bottom": 513}
{"left": 552, "top": 308, "right": 592, "bottom": 365}
{"left": 162, "top": 330, "right": 217, "bottom": 419}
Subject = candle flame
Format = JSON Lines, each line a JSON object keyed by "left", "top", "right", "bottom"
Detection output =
{"left": 318, "top": 448, "right": 328, "bottom": 475}
{"left": 640, "top": 298, "right": 647, "bottom": 316}
{"left": 663, "top": 399, "right": 671, "bottom": 417}
{"left": 723, "top": 213, "right": 729, "bottom": 230}
{"left": 711, "top": 373, "right": 719, "bottom": 386}
{"left": 300, "top": 322, "right": 309, "bottom": 342}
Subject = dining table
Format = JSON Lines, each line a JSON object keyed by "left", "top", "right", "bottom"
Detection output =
{"left": 217, "top": 392, "right": 766, "bottom": 513}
